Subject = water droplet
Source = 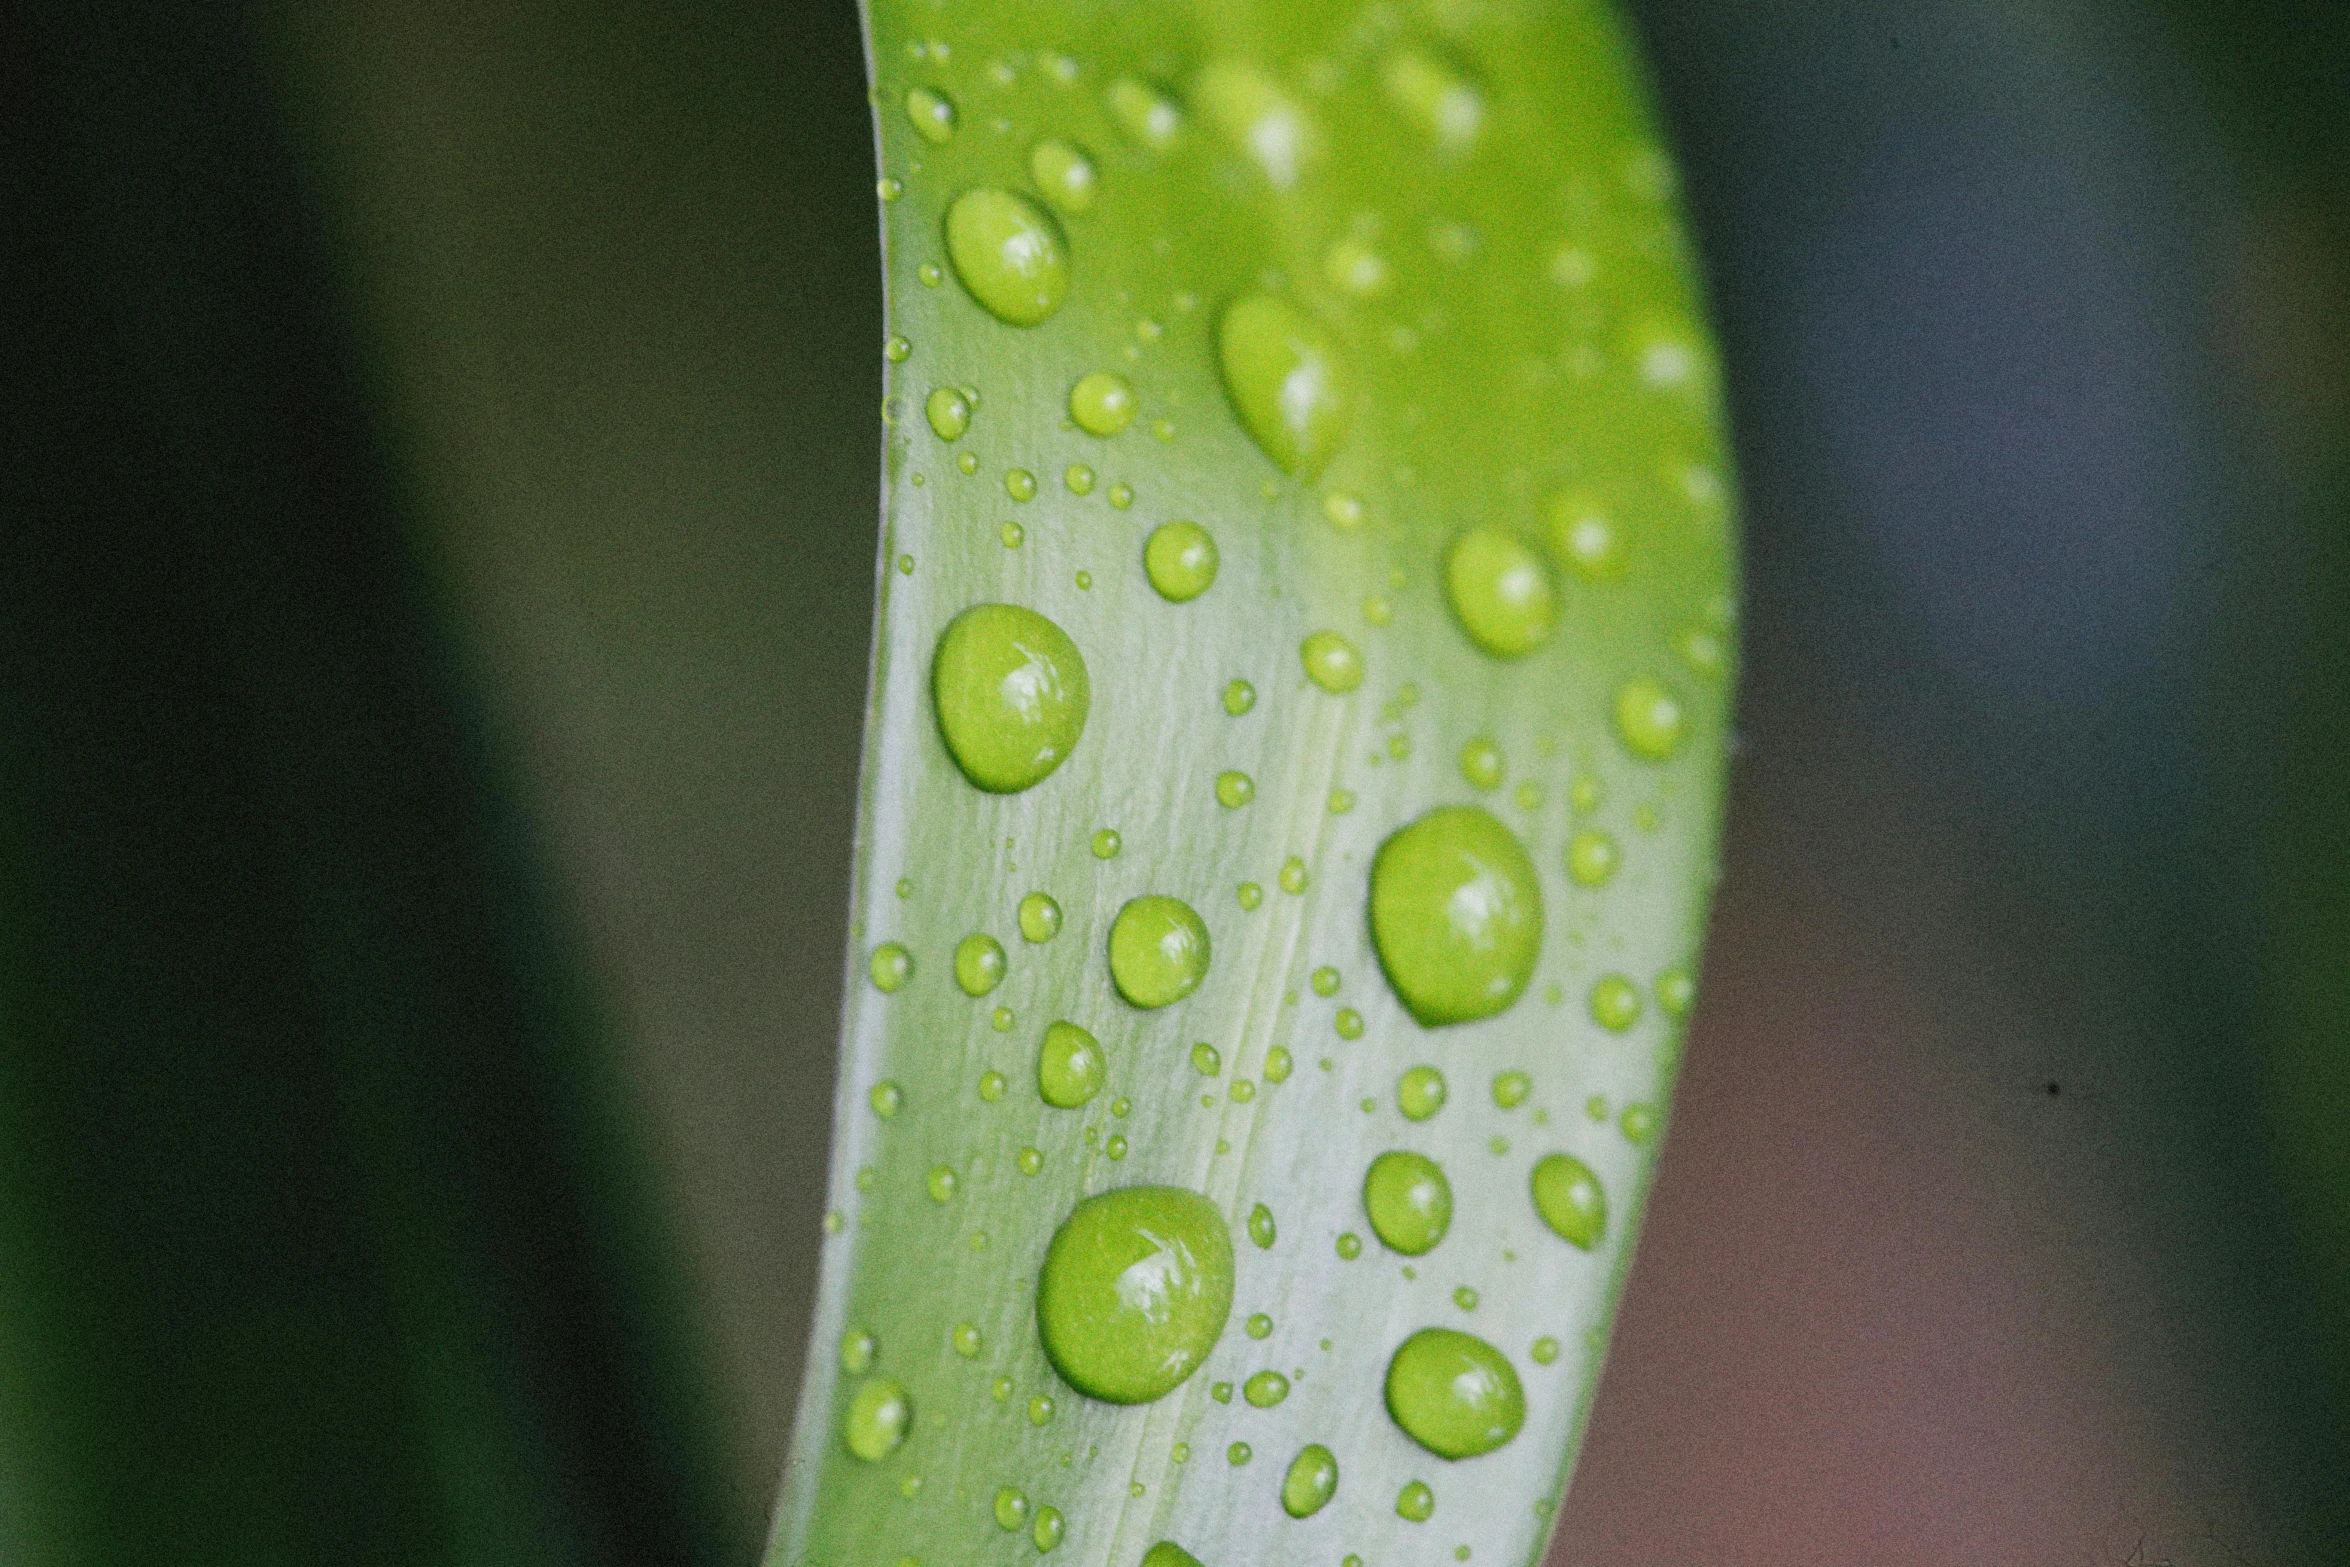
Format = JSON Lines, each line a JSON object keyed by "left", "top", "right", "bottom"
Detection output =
{"left": 1247, "top": 1203, "right": 1276, "bottom": 1248}
{"left": 1363, "top": 1150, "right": 1452, "bottom": 1255}
{"left": 1324, "top": 238, "right": 1392, "bottom": 298}
{"left": 926, "top": 1165, "right": 959, "bottom": 1202}
{"left": 1092, "top": 828, "right": 1122, "bottom": 859}
{"left": 1282, "top": 1444, "right": 1338, "bottom": 1518}
{"left": 870, "top": 942, "right": 914, "bottom": 992}
{"left": 1588, "top": 974, "right": 1642, "bottom": 1032}
{"left": 1218, "top": 295, "right": 1350, "bottom": 476}
{"left": 1385, "top": 1328, "right": 1525, "bottom": 1458}
{"left": 1236, "top": 881, "right": 1263, "bottom": 910}
{"left": 1018, "top": 1146, "right": 1045, "bottom": 1175}
{"left": 995, "top": 1487, "right": 1030, "bottom": 1530}
{"left": 1033, "top": 1506, "right": 1065, "bottom": 1553}
{"left": 1369, "top": 806, "right": 1543, "bottom": 1026}
{"left": 1381, "top": 48, "right": 1483, "bottom": 150}
{"left": 1245, "top": 1312, "right": 1274, "bottom": 1340}
{"left": 1191, "top": 1042, "right": 1222, "bottom": 1076}
{"left": 1036, "top": 1185, "right": 1235, "bottom": 1403}
{"left": 1108, "top": 895, "right": 1210, "bottom": 1009}
{"left": 1543, "top": 494, "right": 1618, "bottom": 579}
{"left": 843, "top": 1376, "right": 912, "bottom": 1460}
{"left": 885, "top": 335, "right": 911, "bottom": 362}
{"left": 1230, "top": 1080, "right": 1256, "bottom": 1103}
{"left": 918, "top": 261, "right": 944, "bottom": 288}
{"left": 1193, "top": 61, "right": 1317, "bottom": 188}
{"left": 1264, "top": 1046, "right": 1292, "bottom": 1082}
{"left": 1107, "top": 77, "right": 1183, "bottom": 151}
{"left": 957, "top": 450, "right": 980, "bottom": 474}
{"left": 1444, "top": 527, "right": 1556, "bottom": 659}
{"left": 1005, "top": 468, "right": 1038, "bottom": 503}
{"left": 1621, "top": 1102, "right": 1658, "bottom": 1144}
{"left": 1215, "top": 770, "right": 1254, "bottom": 808}
{"left": 956, "top": 933, "right": 1008, "bottom": 996}
{"left": 933, "top": 604, "right": 1090, "bottom": 793}
{"left": 979, "top": 1070, "right": 1007, "bottom": 1103}
{"left": 1226, "top": 1441, "right": 1253, "bottom": 1465}
{"left": 1221, "top": 679, "right": 1257, "bottom": 717}
{"left": 1656, "top": 966, "right": 1694, "bottom": 1017}
{"left": 945, "top": 189, "right": 1071, "bottom": 327}
{"left": 992, "top": 1376, "right": 1013, "bottom": 1403}
{"left": 1244, "top": 1370, "right": 1290, "bottom": 1408}
{"left": 871, "top": 1080, "right": 904, "bottom": 1119}
{"left": 1309, "top": 966, "right": 1340, "bottom": 998}
{"left": 993, "top": 1007, "right": 1015, "bottom": 1032}
{"left": 1066, "top": 465, "right": 1096, "bottom": 495}
{"left": 924, "top": 387, "right": 970, "bottom": 440}
{"left": 1019, "top": 892, "right": 1063, "bottom": 943}
{"left": 1492, "top": 1071, "right": 1530, "bottom": 1109}
{"left": 1530, "top": 1152, "right": 1605, "bottom": 1250}
{"left": 841, "top": 1327, "right": 876, "bottom": 1374}
{"left": 878, "top": 177, "right": 904, "bottom": 203}
{"left": 952, "top": 1321, "right": 984, "bottom": 1357}
{"left": 1335, "top": 1007, "right": 1365, "bottom": 1040}
{"left": 906, "top": 86, "right": 957, "bottom": 143}
{"left": 1336, "top": 1232, "right": 1362, "bottom": 1260}
{"left": 1612, "top": 677, "right": 1685, "bottom": 761}
{"left": 1030, "top": 138, "right": 1097, "bottom": 213}
{"left": 1108, "top": 482, "right": 1134, "bottom": 509}
{"left": 1278, "top": 857, "right": 1308, "bottom": 895}
{"left": 1106, "top": 1133, "right": 1130, "bottom": 1160}
{"left": 1453, "top": 1286, "right": 1479, "bottom": 1311}
{"left": 1397, "top": 1480, "right": 1436, "bottom": 1522}
{"left": 1531, "top": 1335, "right": 1560, "bottom": 1365}
{"left": 1458, "top": 737, "right": 1503, "bottom": 791}
{"left": 1170, "top": 1443, "right": 1190, "bottom": 1464}
{"left": 1038, "top": 1021, "right": 1106, "bottom": 1108}
{"left": 1027, "top": 1394, "right": 1056, "bottom": 1426}
{"left": 1069, "top": 370, "right": 1137, "bottom": 436}
{"left": 1398, "top": 1065, "right": 1447, "bottom": 1121}
{"left": 1300, "top": 630, "right": 1363, "bottom": 693}
{"left": 1566, "top": 830, "right": 1620, "bottom": 887}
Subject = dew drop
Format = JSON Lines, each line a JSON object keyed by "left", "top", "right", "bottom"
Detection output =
{"left": 1247, "top": 1203, "right": 1276, "bottom": 1249}
{"left": 1397, "top": 1480, "right": 1436, "bottom": 1522}
{"left": 906, "top": 86, "right": 957, "bottom": 143}
{"left": 1546, "top": 493, "right": 1620, "bottom": 579}
{"left": 979, "top": 1070, "right": 1007, "bottom": 1103}
{"left": 1033, "top": 1506, "right": 1065, "bottom": 1553}
{"left": 1193, "top": 61, "right": 1317, "bottom": 189}
{"left": 956, "top": 450, "right": 979, "bottom": 474}
{"left": 1397, "top": 1065, "right": 1447, "bottom": 1121}
{"left": 1621, "top": 1103, "right": 1658, "bottom": 1144}
{"left": 1612, "top": 677, "right": 1685, "bottom": 761}
{"left": 1336, "top": 1232, "right": 1363, "bottom": 1260}
{"left": 1030, "top": 138, "right": 1097, "bottom": 213}
{"left": 878, "top": 176, "right": 904, "bottom": 203}
{"left": 1324, "top": 238, "right": 1392, "bottom": 299}
{"left": 994, "top": 1487, "right": 1029, "bottom": 1530}
{"left": 1070, "top": 371, "right": 1138, "bottom": 436}
{"left": 1191, "top": 1042, "right": 1222, "bottom": 1076}
{"left": 870, "top": 1080, "right": 904, "bottom": 1119}
{"left": 885, "top": 335, "right": 911, "bottom": 362}
{"left": 1588, "top": 974, "right": 1643, "bottom": 1032}
{"left": 1381, "top": 48, "right": 1483, "bottom": 150}
{"left": 1453, "top": 1286, "right": 1479, "bottom": 1311}
{"left": 1236, "top": 881, "right": 1263, "bottom": 910}
{"left": 1017, "top": 1146, "right": 1045, "bottom": 1176}
{"left": 1036, "top": 1185, "right": 1235, "bottom": 1403}
{"left": 1019, "top": 892, "right": 1063, "bottom": 943}
{"left": 1246, "top": 1312, "right": 1274, "bottom": 1339}
{"left": 1227, "top": 1441, "right": 1253, "bottom": 1466}
{"left": 1066, "top": 465, "right": 1096, "bottom": 495}
{"left": 841, "top": 1327, "right": 876, "bottom": 1374}
{"left": 1144, "top": 521, "right": 1219, "bottom": 603}
{"left": 1369, "top": 806, "right": 1543, "bottom": 1026}
{"left": 1363, "top": 1150, "right": 1452, "bottom": 1255}
{"left": 1222, "top": 679, "right": 1256, "bottom": 716}
{"left": 952, "top": 1321, "right": 984, "bottom": 1358}
{"left": 1278, "top": 857, "right": 1308, "bottom": 895}
{"left": 1531, "top": 1336, "right": 1560, "bottom": 1365}
{"left": 1230, "top": 1080, "right": 1256, "bottom": 1103}
{"left": 1458, "top": 737, "right": 1504, "bottom": 791}
{"left": 1310, "top": 966, "right": 1340, "bottom": 997}
{"left": 1244, "top": 1370, "right": 1290, "bottom": 1408}
{"left": 1107, "top": 77, "right": 1183, "bottom": 151}
{"left": 843, "top": 1377, "right": 912, "bottom": 1460}
{"left": 1335, "top": 1007, "right": 1365, "bottom": 1040}
{"left": 1492, "top": 1070, "right": 1530, "bottom": 1109}
{"left": 993, "top": 1006, "right": 1015, "bottom": 1032}
{"left": 1091, "top": 827, "right": 1121, "bottom": 859}
{"left": 926, "top": 1165, "right": 959, "bottom": 1202}
{"left": 870, "top": 942, "right": 914, "bottom": 992}
{"left": 1567, "top": 830, "right": 1620, "bottom": 888}
{"left": 1385, "top": 1328, "right": 1525, "bottom": 1458}
{"left": 955, "top": 933, "right": 1008, "bottom": 996}
{"left": 1108, "top": 482, "right": 1134, "bottom": 509}
{"left": 1028, "top": 1394, "right": 1055, "bottom": 1427}
{"left": 1300, "top": 630, "right": 1364, "bottom": 693}
{"left": 1106, "top": 1133, "right": 1130, "bottom": 1160}
{"left": 1530, "top": 1152, "right": 1605, "bottom": 1250}
{"left": 1006, "top": 468, "right": 1038, "bottom": 502}
{"left": 932, "top": 604, "right": 1090, "bottom": 793}
{"left": 1656, "top": 966, "right": 1695, "bottom": 1017}
{"left": 945, "top": 188, "right": 1071, "bottom": 327}
{"left": 1215, "top": 771, "right": 1254, "bottom": 808}
{"left": 1264, "top": 1046, "right": 1292, "bottom": 1082}
{"left": 1444, "top": 527, "right": 1557, "bottom": 659}
{"left": 1282, "top": 1444, "right": 1339, "bottom": 1518}
{"left": 1108, "top": 895, "right": 1211, "bottom": 1009}
{"left": 1218, "top": 295, "right": 1350, "bottom": 476}
{"left": 1323, "top": 491, "right": 1366, "bottom": 529}
{"left": 917, "top": 260, "right": 944, "bottom": 288}
{"left": 1038, "top": 1021, "right": 1106, "bottom": 1109}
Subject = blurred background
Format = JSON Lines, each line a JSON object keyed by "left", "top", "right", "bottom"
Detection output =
{"left": 2, "top": 0, "right": 2344, "bottom": 1562}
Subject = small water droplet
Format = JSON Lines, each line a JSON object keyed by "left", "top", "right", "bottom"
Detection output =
{"left": 1001, "top": 468, "right": 1037, "bottom": 503}
{"left": 956, "top": 450, "right": 980, "bottom": 474}
{"left": 885, "top": 335, "right": 911, "bottom": 362}
{"left": 1282, "top": 1443, "right": 1338, "bottom": 1518}
{"left": 951, "top": 1321, "right": 984, "bottom": 1358}
{"left": 870, "top": 942, "right": 914, "bottom": 992}
{"left": 1218, "top": 295, "right": 1350, "bottom": 476}
{"left": 1222, "top": 679, "right": 1257, "bottom": 715}
{"left": 926, "top": 1165, "right": 959, "bottom": 1202}
{"left": 1567, "top": 830, "right": 1620, "bottom": 887}
{"left": 1108, "top": 481, "right": 1134, "bottom": 509}
{"left": 1370, "top": 807, "right": 1542, "bottom": 1026}
{"left": 878, "top": 177, "right": 905, "bottom": 203}
{"left": 956, "top": 933, "right": 1008, "bottom": 995}
{"left": 1444, "top": 527, "right": 1556, "bottom": 659}
{"left": 978, "top": 1070, "right": 1007, "bottom": 1103}
{"left": 1621, "top": 1102, "right": 1658, "bottom": 1144}
{"left": 1108, "top": 894, "right": 1210, "bottom": 1009}
{"left": 1656, "top": 966, "right": 1694, "bottom": 1017}
{"left": 1325, "top": 237, "right": 1392, "bottom": 298}
{"left": 1264, "top": 1046, "right": 1292, "bottom": 1082}
{"left": 1018, "top": 1146, "right": 1044, "bottom": 1175}
{"left": 1214, "top": 770, "right": 1255, "bottom": 808}
{"left": 1613, "top": 677, "right": 1685, "bottom": 761}
{"left": 1248, "top": 1203, "right": 1276, "bottom": 1248}
{"left": 1027, "top": 1394, "right": 1055, "bottom": 1426}
{"left": 843, "top": 1376, "right": 912, "bottom": 1460}
{"left": 992, "top": 1376, "right": 1013, "bottom": 1403}
{"left": 1017, "top": 892, "right": 1063, "bottom": 944}
{"left": 1457, "top": 737, "right": 1504, "bottom": 792}
{"left": 1531, "top": 1152, "right": 1605, "bottom": 1249}
{"left": 1336, "top": 1231, "right": 1362, "bottom": 1259}
{"left": 1492, "top": 1071, "right": 1530, "bottom": 1109}
{"left": 1363, "top": 1151, "right": 1451, "bottom": 1255}
{"left": 917, "top": 260, "right": 944, "bottom": 288}
{"left": 1300, "top": 630, "right": 1363, "bottom": 692}
{"left": 1037, "top": 1185, "right": 1235, "bottom": 1403}
{"left": 932, "top": 604, "right": 1089, "bottom": 793}
{"left": 1033, "top": 1506, "right": 1065, "bottom": 1553}
{"left": 1398, "top": 1065, "right": 1447, "bottom": 1121}
{"left": 993, "top": 1006, "right": 1015, "bottom": 1032}
{"left": 1091, "top": 828, "right": 1122, "bottom": 859}
{"left": 841, "top": 1327, "right": 876, "bottom": 1374}
{"left": 906, "top": 86, "right": 957, "bottom": 144}
{"left": 1106, "top": 77, "right": 1183, "bottom": 151}
{"left": 1069, "top": 370, "right": 1137, "bottom": 436}
{"left": 1531, "top": 1335, "right": 1561, "bottom": 1365}
{"left": 1454, "top": 1285, "right": 1481, "bottom": 1311}
{"left": 1245, "top": 1312, "right": 1274, "bottom": 1340}
{"left": 1193, "top": 60, "right": 1318, "bottom": 188}
{"left": 1038, "top": 1021, "right": 1105, "bottom": 1108}
{"left": 1397, "top": 1480, "right": 1436, "bottom": 1522}
{"left": 1145, "top": 521, "right": 1219, "bottom": 602}
{"left": 994, "top": 1487, "right": 1030, "bottom": 1530}
{"left": 1385, "top": 1328, "right": 1524, "bottom": 1458}
{"left": 922, "top": 387, "right": 970, "bottom": 440}
{"left": 1279, "top": 857, "right": 1308, "bottom": 894}
{"left": 945, "top": 189, "right": 1071, "bottom": 327}
{"left": 1244, "top": 1370, "right": 1290, "bottom": 1408}
{"left": 870, "top": 1080, "right": 904, "bottom": 1119}
{"left": 1030, "top": 138, "right": 1097, "bottom": 213}
{"left": 1335, "top": 1007, "right": 1365, "bottom": 1039}
{"left": 1236, "top": 881, "right": 1263, "bottom": 910}
{"left": 1106, "top": 1132, "right": 1130, "bottom": 1160}
{"left": 1589, "top": 974, "right": 1642, "bottom": 1032}
{"left": 1309, "top": 966, "right": 1339, "bottom": 997}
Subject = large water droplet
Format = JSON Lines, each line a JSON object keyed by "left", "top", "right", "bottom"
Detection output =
{"left": 1106, "top": 78, "right": 1183, "bottom": 151}
{"left": 1036, "top": 1185, "right": 1235, "bottom": 1403}
{"left": 1385, "top": 1328, "right": 1525, "bottom": 1458}
{"left": 906, "top": 86, "right": 957, "bottom": 144}
{"left": 1370, "top": 807, "right": 1543, "bottom": 1026}
{"left": 1217, "top": 296, "right": 1351, "bottom": 477}
{"left": 1363, "top": 1150, "right": 1452, "bottom": 1255}
{"left": 945, "top": 189, "right": 1071, "bottom": 327}
{"left": 1444, "top": 528, "right": 1556, "bottom": 659}
{"left": 1530, "top": 1152, "right": 1605, "bottom": 1250}
{"left": 1612, "top": 677, "right": 1685, "bottom": 761}
{"left": 1145, "top": 521, "right": 1219, "bottom": 602}
{"left": 1030, "top": 138, "right": 1097, "bottom": 213}
{"left": 843, "top": 1376, "right": 912, "bottom": 1460}
{"left": 956, "top": 933, "right": 1008, "bottom": 996}
{"left": 1033, "top": 1507, "right": 1065, "bottom": 1552}
{"left": 1299, "top": 630, "right": 1363, "bottom": 693}
{"left": 1193, "top": 61, "right": 1318, "bottom": 189}
{"left": 933, "top": 604, "right": 1090, "bottom": 793}
{"left": 1038, "top": 1020, "right": 1106, "bottom": 1108}
{"left": 1070, "top": 370, "right": 1137, "bottom": 436}
{"left": 1282, "top": 1444, "right": 1338, "bottom": 1518}
{"left": 1109, "top": 895, "right": 1211, "bottom": 1009}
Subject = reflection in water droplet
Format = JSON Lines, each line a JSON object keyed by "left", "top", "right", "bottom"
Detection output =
{"left": 1038, "top": 1021, "right": 1105, "bottom": 1109}
{"left": 870, "top": 943, "right": 914, "bottom": 992}
{"left": 1656, "top": 966, "right": 1694, "bottom": 1017}
{"left": 1070, "top": 371, "right": 1137, "bottom": 436}
{"left": 840, "top": 1327, "right": 876, "bottom": 1374}
{"left": 1370, "top": 807, "right": 1543, "bottom": 1025}
{"left": 1310, "top": 966, "right": 1340, "bottom": 997}
{"left": 1036, "top": 1185, "right": 1235, "bottom": 1403}
{"left": 1218, "top": 295, "right": 1350, "bottom": 476}
{"left": 1191, "top": 1042, "right": 1221, "bottom": 1076}
{"left": 1145, "top": 521, "right": 1219, "bottom": 602}
{"left": 952, "top": 1322, "right": 983, "bottom": 1358}
{"left": 1006, "top": 468, "right": 1038, "bottom": 502}
{"left": 885, "top": 335, "right": 911, "bottom": 362}
{"left": 1531, "top": 1152, "right": 1606, "bottom": 1250}
{"left": 933, "top": 605, "right": 1089, "bottom": 793}
{"left": 1108, "top": 895, "right": 1211, "bottom": 1009}
{"left": 926, "top": 1165, "right": 959, "bottom": 1202}
{"left": 1363, "top": 1150, "right": 1452, "bottom": 1255}
{"left": 1385, "top": 1328, "right": 1525, "bottom": 1458}
{"left": 843, "top": 1377, "right": 911, "bottom": 1460}
{"left": 1264, "top": 1046, "right": 1292, "bottom": 1082}
{"left": 1033, "top": 1507, "right": 1065, "bottom": 1553}
{"left": 1300, "top": 630, "right": 1364, "bottom": 693}
{"left": 1027, "top": 1394, "right": 1055, "bottom": 1427}
{"left": 945, "top": 188, "right": 1071, "bottom": 327}
{"left": 1335, "top": 1008, "right": 1365, "bottom": 1040}
{"left": 955, "top": 933, "right": 1007, "bottom": 996}
{"left": 978, "top": 1070, "right": 1007, "bottom": 1103}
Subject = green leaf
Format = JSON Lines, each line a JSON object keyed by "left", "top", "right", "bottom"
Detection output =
{"left": 772, "top": 4, "right": 1735, "bottom": 1566}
